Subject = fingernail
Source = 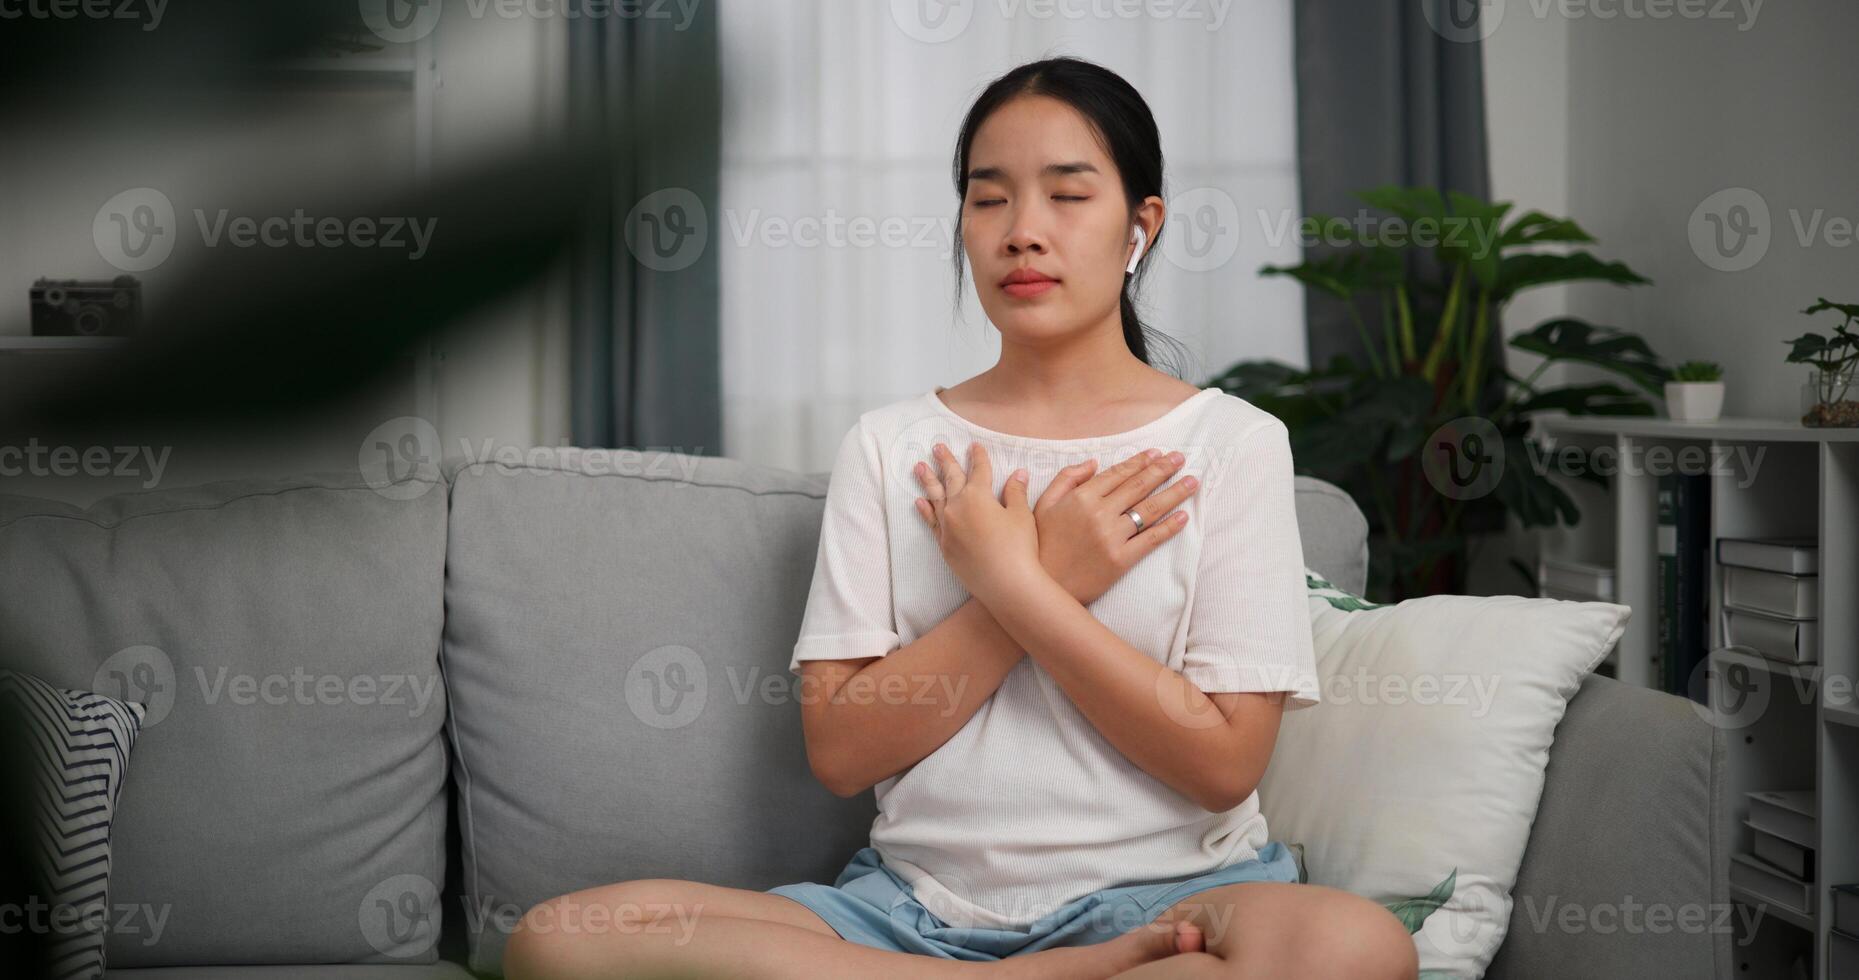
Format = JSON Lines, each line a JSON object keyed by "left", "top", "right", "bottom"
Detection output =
{"left": 1168, "top": 451, "right": 1185, "bottom": 465}
{"left": 1182, "top": 476, "right": 1198, "bottom": 490}
{"left": 1144, "top": 448, "right": 1162, "bottom": 460}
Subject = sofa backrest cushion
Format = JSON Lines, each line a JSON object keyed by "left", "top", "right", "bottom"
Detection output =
{"left": 0, "top": 474, "right": 451, "bottom": 968}
{"left": 438, "top": 448, "right": 1369, "bottom": 974}
{"left": 439, "top": 452, "right": 874, "bottom": 973}
{"left": 1290, "top": 476, "right": 1369, "bottom": 596}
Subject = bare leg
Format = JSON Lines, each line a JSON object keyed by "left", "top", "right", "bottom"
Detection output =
{"left": 502, "top": 878, "right": 1212, "bottom": 980}
{"left": 1105, "top": 881, "right": 1418, "bottom": 980}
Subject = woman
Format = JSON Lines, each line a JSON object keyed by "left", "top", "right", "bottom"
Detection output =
{"left": 505, "top": 56, "right": 1419, "bottom": 980}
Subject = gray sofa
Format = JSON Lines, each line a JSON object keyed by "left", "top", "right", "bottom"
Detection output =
{"left": 0, "top": 451, "right": 1727, "bottom": 979}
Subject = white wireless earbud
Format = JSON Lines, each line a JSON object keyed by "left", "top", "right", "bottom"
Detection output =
{"left": 1126, "top": 226, "right": 1147, "bottom": 275}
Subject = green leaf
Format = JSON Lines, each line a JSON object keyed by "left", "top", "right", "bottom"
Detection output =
{"left": 1784, "top": 332, "right": 1833, "bottom": 363}
{"left": 1515, "top": 382, "right": 1658, "bottom": 417}
{"left": 1803, "top": 297, "right": 1859, "bottom": 321}
{"left": 1499, "top": 210, "right": 1597, "bottom": 246}
{"left": 1383, "top": 868, "right": 1458, "bottom": 934}
{"left": 1356, "top": 185, "right": 1446, "bottom": 224}
{"left": 1442, "top": 191, "right": 1509, "bottom": 287}
{"left": 1306, "top": 571, "right": 1388, "bottom": 611}
{"left": 1508, "top": 318, "right": 1671, "bottom": 395}
{"left": 1209, "top": 358, "right": 1363, "bottom": 432}
{"left": 1670, "top": 360, "right": 1723, "bottom": 382}
{"left": 1495, "top": 251, "right": 1650, "bottom": 303}
{"left": 1296, "top": 212, "right": 1384, "bottom": 249}
{"left": 1292, "top": 375, "right": 1434, "bottom": 468}
{"left": 1210, "top": 359, "right": 1306, "bottom": 399}
{"left": 1292, "top": 412, "right": 1388, "bottom": 473}
{"left": 1261, "top": 247, "right": 1405, "bottom": 300}
{"left": 1490, "top": 435, "right": 1582, "bottom": 527}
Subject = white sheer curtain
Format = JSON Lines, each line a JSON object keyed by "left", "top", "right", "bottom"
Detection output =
{"left": 717, "top": 0, "right": 1305, "bottom": 473}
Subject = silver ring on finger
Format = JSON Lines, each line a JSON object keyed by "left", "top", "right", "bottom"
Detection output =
{"left": 1126, "top": 509, "right": 1145, "bottom": 532}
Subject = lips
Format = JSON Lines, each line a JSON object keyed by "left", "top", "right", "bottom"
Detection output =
{"left": 999, "top": 268, "right": 1059, "bottom": 298}
{"left": 999, "top": 268, "right": 1058, "bottom": 287}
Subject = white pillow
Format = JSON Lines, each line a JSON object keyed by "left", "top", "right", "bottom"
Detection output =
{"left": 1258, "top": 572, "right": 1628, "bottom": 979}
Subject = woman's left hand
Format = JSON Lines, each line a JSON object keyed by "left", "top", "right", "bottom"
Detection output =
{"left": 912, "top": 441, "right": 1042, "bottom": 604}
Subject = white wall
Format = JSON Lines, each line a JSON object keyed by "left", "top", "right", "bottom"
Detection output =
{"left": 1478, "top": 7, "right": 1576, "bottom": 595}
{"left": 1483, "top": 7, "right": 1572, "bottom": 375}
{"left": 1488, "top": 0, "right": 1859, "bottom": 419}
{"left": 1477, "top": 0, "right": 1859, "bottom": 594}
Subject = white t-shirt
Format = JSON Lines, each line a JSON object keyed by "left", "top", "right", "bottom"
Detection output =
{"left": 788, "top": 385, "right": 1321, "bottom": 931}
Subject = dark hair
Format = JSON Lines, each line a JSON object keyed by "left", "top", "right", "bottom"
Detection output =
{"left": 950, "top": 56, "right": 1189, "bottom": 376}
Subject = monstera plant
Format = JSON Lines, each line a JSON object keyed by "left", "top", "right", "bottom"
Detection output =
{"left": 1215, "top": 186, "right": 1668, "bottom": 600}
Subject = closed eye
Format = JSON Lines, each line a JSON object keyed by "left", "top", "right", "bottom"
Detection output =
{"left": 971, "top": 195, "right": 1090, "bottom": 207}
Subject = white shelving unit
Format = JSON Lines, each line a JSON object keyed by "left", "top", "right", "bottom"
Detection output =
{"left": 1535, "top": 415, "right": 1859, "bottom": 979}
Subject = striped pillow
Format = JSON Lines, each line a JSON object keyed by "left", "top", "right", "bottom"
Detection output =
{"left": 0, "top": 670, "right": 146, "bottom": 980}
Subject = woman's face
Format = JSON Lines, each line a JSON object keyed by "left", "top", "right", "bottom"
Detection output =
{"left": 961, "top": 94, "right": 1158, "bottom": 344}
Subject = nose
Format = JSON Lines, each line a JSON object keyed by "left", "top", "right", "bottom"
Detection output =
{"left": 1005, "top": 207, "right": 1047, "bottom": 255}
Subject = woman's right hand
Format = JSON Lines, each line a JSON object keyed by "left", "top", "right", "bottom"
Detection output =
{"left": 1032, "top": 449, "right": 1197, "bottom": 606}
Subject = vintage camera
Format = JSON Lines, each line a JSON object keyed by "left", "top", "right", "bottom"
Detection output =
{"left": 30, "top": 276, "right": 142, "bottom": 337}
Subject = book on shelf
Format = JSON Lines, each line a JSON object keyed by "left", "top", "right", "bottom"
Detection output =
{"left": 1730, "top": 853, "right": 1814, "bottom": 916}
{"left": 1657, "top": 481, "right": 1676, "bottom": 694}
{"left": 1723, "top": 608, "right": 1819, "bottom": 665}
{"left": 1658, "top": 473, "right": 1710, "bottom": 701}
{"left": 1833, "top": 926, "right": 1858, "bottom": 976}
{"left": 1747, "top": 789, "right": 1815, "bottom": 846}
{"left": 1717, "top": 537, "right": 1818, "bottom": 575}
{"left": 1837, "top": 883, "right": 1859, "bottom": 935}
{"left": 1744, "top": 820, "right": 1814, "bottom": 880}
{"left": 1536, "top": 556, "right": 1616, "bottom": 602}
{"left": 1722, "top": 565, "right": 1818, "bottom": 619}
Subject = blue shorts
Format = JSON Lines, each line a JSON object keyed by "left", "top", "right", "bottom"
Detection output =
{"left": 765, "top": 840, "right": 1301, "bottom": 960}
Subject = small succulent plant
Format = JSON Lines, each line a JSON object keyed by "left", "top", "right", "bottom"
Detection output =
{"left": 1669, "top": 360, "right": 1723, "bottom": 383}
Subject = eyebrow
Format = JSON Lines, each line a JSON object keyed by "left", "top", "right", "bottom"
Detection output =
{"left": 966, "top": 161, "right": 1100, "bottom": 183}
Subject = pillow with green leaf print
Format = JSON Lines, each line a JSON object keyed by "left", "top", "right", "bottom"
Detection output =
{"left": 1260, "top": 571, "right": 1626, "bottom": 978}
{"left": 1288, "top": 841, "right": 1457, "bottom": 969}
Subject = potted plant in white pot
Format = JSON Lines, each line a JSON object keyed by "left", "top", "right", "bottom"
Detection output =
{"left": 1664, "top": 361, "right": 1725, "bottom": 422}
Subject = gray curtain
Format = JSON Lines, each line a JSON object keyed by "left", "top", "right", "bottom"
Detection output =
{"left": 1293, "top": 0, "right": 1492, "bottom": 370}
{"left": 569, "top": 9, "right": 721, "bottom": 454}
